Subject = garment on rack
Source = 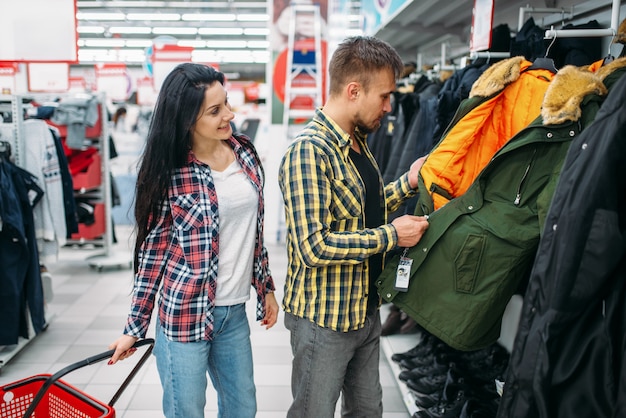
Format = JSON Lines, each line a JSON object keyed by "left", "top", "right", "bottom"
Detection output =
{"left": 376, "top": 57, "right": 611, "bottom": 351}
{"left": 510, "top": 17, "right": 548, "bottom": 63}
{"left": 48, "top": 127, "right": 79, "bottom": 237}
{"left": 497, "top": 59, "right": 626, "bottom": 418}
{"left": 386, "top": 80, "right": 441, "bottom": 220}
{"left": 366, "top": 91, "right": 403, "bottom": 169}
{"left": 513, "top": 17, "right": 604, "bottom": 71}
{"left": 0, "top": 119, "right": 67, "bottom": 262}
{"left": 382, "top": 77, "right": 439, "bottom": 185}
{"left": 551, "top": 20, "right": 603, "bottom": 69}
{"left": 0, "top": 157, "right": 46, "bottom": 345}
{"left": 430, "top": 60, "right": 490, "bottom": 148}
{"left": 380, "top": 90, "right": 420, "bottom": 184}
{"left": 429, "top": 23, "right": 511, "bottom": 147}
{"left": 50, "top": 94, "right": 99, "bottom": 149}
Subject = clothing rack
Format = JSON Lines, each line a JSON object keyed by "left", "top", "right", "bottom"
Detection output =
{"left": 468, "top": 51, "right": 511, "bottom": 61}
{"left": 0, "top": 96, "right": 48, "bottom": 369}
{"left": 543, "top": 0, "right": 621, "bottom": 39}
{"left": 0, "top": 91, "right": 131, "bottom": 369}
{"left": 518, "top": 6, "right": 573, "bottom": 31}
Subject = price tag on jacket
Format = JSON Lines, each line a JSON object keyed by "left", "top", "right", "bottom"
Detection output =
{"left": 394, "top": 248, "right": 412, "bottom": 292}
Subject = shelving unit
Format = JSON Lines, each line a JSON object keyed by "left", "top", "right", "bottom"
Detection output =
{"left": 47, "top": 93, "right": 131, "bottom": 271}
{"left": 0, "top": 92, "right": 129, "bottom": 370}
{"left": 0, "top": 94, "right": 52, "bottom": 371}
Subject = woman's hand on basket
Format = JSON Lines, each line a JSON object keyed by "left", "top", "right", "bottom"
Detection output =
{"left": 108, "top": 335, "right": 139, "bottom": 365}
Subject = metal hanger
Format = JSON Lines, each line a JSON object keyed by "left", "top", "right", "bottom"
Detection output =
{"left": 528, "top": 29, "right": 558, "bottom": 72}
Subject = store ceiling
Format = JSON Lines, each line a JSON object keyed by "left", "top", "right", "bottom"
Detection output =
{"left": 375, "top": 0, "right": 620, "bottom": 67}
{"left": 76, "top": 0, "right": 621, "bottom": 81}
{"left": 76, "top": 0, "right": 269, "bottom": 80}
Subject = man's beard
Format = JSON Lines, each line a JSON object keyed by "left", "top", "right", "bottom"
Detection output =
{"left": 356, "top": 121, "right": 379, "bottom": 135}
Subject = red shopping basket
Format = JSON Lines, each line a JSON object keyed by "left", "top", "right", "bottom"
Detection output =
{"left": 0, "top": 338, "right": 154, "bottom": 418}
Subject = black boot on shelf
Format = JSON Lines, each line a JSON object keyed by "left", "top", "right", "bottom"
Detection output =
{"left": 456, "top": 343, "right": 510, "bottom": 384}
{"left": 414, "top": 380, "right": 468, "bottom": 418}
{"left": 399, "top": 342, "right": 460, "bottom": 371}
{"left": 407, "top": 364, "right": 463, "bottom": 396}
{"left": 458, "top": 396, "right": 500, "bottom": 418}
{"left": 410, "top": 363, "right": 465, "bottom": 410}
{"left": 381, "top": 304, "right": 407, "bottom": 336}
{"left": 391, "top": 332, "right": 436, "bottom": 363}
{"left": 398, "top": 355, "right": 452, "bottom": 382}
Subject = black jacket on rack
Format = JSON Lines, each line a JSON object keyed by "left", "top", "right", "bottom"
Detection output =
{"left": 497, "top": 66, "right": 626, "bottom": 418}
{"left": 0, "top": 156, "right": 46, "bottom": 345}
{"left": 430, "top": 61, "right": 489, "bottom": 148}
{"left": 380, "top": 91, "right": 418, "bottom": 184}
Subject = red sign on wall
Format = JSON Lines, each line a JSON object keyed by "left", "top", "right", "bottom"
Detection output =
{"left": 470, "top": 0, "right": 495, "bottom": 52}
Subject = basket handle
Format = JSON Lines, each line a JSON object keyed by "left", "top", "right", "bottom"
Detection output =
{"left": 22, "top": 338, "right": 154, "bottom": 418}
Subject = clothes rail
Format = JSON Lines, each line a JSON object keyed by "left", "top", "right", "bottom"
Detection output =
{"left": 544, "top": 0, "right": 621, "bottom": 39}
{"left": 518, "top": 7, "right": 573, "bottom": 31}
{"left": 468, "top": 51, "right": 511, "bottom": 60}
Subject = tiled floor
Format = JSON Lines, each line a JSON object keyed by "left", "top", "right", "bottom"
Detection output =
{"left": 0, "top": 225, "right": 415, "bottom": 418}
{"left": 0, "top": 128, "right": 417, "bottom": 417}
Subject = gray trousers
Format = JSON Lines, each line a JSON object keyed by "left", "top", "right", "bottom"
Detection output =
{"left": 285, "top": 311, "right": 383, "bottom": 418}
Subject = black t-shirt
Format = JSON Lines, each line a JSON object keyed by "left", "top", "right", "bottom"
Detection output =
{"left": 349, "top": 147, "right": 384, "bottom": 315}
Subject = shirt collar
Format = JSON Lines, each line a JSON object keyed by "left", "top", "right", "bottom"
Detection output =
{"left": 314, "top": 108, "right": 367, "bottom": 157}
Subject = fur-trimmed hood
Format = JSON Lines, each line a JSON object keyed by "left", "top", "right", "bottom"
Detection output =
{"left": 542, "top": 57, "right": 626, "bottom": 124}
{"left": 469, "top": 55, "right": 626, "bottom": 126}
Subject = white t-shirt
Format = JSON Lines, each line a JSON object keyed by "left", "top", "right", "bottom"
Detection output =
{"left": 212, "top": 159, "right": 258, "bottom": 306}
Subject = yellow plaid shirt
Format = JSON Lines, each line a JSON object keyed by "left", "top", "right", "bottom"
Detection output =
{"left": 278, "top": 109, "right": 418, "bottom": 332}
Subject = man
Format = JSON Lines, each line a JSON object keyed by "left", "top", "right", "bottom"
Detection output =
{"left": 278, "top": 36, "right": 430, "bottom": 418}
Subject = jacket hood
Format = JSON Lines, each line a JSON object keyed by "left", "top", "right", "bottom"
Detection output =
{"left": 540, "top": 65, "right": 607, "bottom": 125}
{"left": 469, "top": 54, "right": 620, "bottom": 126}
{"left": 469, "top": 56, "right": 526, "bottom": 98}
{"left": 542, "top": 57, "right": 626, "bottom": 125}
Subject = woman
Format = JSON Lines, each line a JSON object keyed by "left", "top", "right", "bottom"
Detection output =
{"left": 108, "top": 63, "right": 279, "bottom": 418}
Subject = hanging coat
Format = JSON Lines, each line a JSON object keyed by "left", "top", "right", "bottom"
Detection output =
{"left": 376, "top": 57, "right": 612, "bottom": 351}
{"left": 0, "top": 159, "right": 46, "bottom": 345}
{"left": 496, "top": 60, "right": 626, "bottom": 418}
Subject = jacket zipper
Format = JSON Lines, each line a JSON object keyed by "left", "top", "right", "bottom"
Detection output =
{"left": 514, "top": 148, "right": 537, "bottom": 205}
{"left": 429, "top": 182, "right": 454, "bottom": 201}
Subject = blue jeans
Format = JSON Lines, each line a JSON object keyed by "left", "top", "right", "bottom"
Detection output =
{"left": 154, "top": 303, "right": 256, "bottom": 418}
{"left": 285, "top": 311, "right": 383, "bottom": 418}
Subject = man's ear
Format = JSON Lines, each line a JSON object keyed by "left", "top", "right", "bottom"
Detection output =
{"left": 347, "top": 82, "right": 360, "bottom": 100}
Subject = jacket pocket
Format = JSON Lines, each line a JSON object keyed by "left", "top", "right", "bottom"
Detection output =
{"left": 170, "top": 193, "right": 205, "bottom": 231}
{"left": 329, "top": 179, "right": 362, "bottom": 220}
{"left": 454, "top": 234, "right": 486, "bottom": 293}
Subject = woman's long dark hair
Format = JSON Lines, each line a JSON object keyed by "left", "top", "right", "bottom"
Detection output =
{"left": 133, "top": 63, "right": 225, "bottom": 271}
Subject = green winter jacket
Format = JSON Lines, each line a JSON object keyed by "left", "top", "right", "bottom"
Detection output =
{"left": 376, "top": 58, "right": 612, "bottom": 351}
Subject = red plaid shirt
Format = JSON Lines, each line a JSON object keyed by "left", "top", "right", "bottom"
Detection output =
{"left": 124, "top": 135, "right": 275, "bottom": 341}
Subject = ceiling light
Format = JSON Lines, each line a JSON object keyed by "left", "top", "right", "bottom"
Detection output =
{"left": 126, "top": 13, "right": 181, "bottom": 21}
{"left": 152, "top": 27, "right": 198, "bottom": 35}
{"left": 125, "top": 40, "right": 153, "bottom": 48}
{"left": 246, "top": 41, "right": 270, "bottom": 49}
{"left": 243, "top": 28, "right": 269, "bottom": 36}
{"left": 77, "top": 26, "right": 105, "bottom": 34}
{"left": 237, "top": 14, "right": 269, "bottom": 22}
{"left": 181, "top": 13, "right": 236, "bottom": 21}
{"left": 198, "top": 28, "right": 244, "bottom": 35}
{"left": 178, "top": 40, "right": 207, "bottom": 48}
{"left": 76, "top": 12, "right": 125, "bottom": 20}
{"left": 84, "top": 39, "right": 126, "bottom": 47}
{"left": 209, "top": 40, "right": 248, "bottom": 48}
{"left": 109, "top": 26, "right": 152, "bottom": 34}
